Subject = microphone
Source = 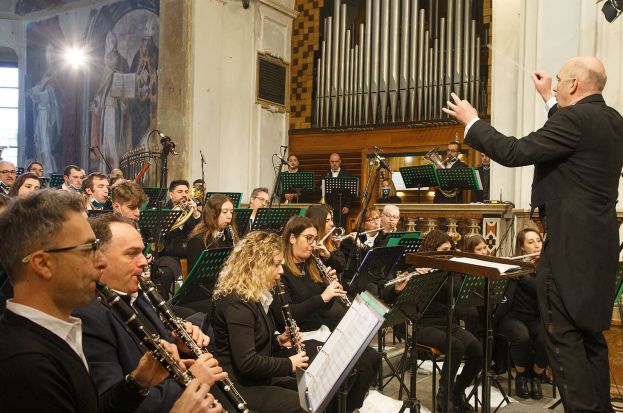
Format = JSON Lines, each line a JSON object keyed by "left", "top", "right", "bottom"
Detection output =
{"left": 158, "top": 131, "right": 178, "bottom": 156}
{"left": 275, "top": 154, "right": 290, "bottom": 167}
{"left": 371, "top": 146, "right": 392, "bottom": 174}
{"left": 199, "top": 150, "right": 206, "bottom": 164}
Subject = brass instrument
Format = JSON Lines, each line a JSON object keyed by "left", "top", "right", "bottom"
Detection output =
{"left": 424, "top": 148, "right": 458, "bottom": 199}
{"left": 310, "top": 253, "right": 351, "bottom": 308}
{"left": 139, "top": 277, "right": 250, "bottom": 413}
{"left": 274, "top": 280, "right": 305, "bottom": 354}
{"left": 169, "top": 184, "right": 204, "bottom": 232}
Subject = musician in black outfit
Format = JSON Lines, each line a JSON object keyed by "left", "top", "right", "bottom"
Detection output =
{"left": 212, "top": 231, "right": 309, "bottom": 413}
{"left": 323, "top": 153, "right": 353, "bottom": 228}
{"left": 0, "top": 190, "right": 212, "bottom": 413}
{"left": 304, "top": 204, "right": 346, "bottom": 274}
{"left": 445, "top": 56, "right": 623, "bottom": 412}
{"left": 472, "top": 153, "right": 491, "bottom": 202}
{"left": 432, "top": 141, "right": 469, "bottom": 204}
{"left": 273, "top": 215, "right": 379, "bottom": 413}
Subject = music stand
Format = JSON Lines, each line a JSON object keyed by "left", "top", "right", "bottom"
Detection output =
{"left": 383, "top": 270, "right": 449, "bottom": 413}
{"left": 49, "top": 174, "right": 64, "bottom": 188}
{"left": 405, "top": 251, "right": 535, "bottom": 413}
{"left": 399, "top": 165, "right": 439, "bottom": 203}
{"left": 297, "top": 291, "right": 388, "bottom": 413}
{"left": 279, "top": 172, "right": 314, "bottom": 203}
{"left": 391, "top": 234, "right": 423, "bottom": 273}
{"left": 205, "top": 192, "right": 242, "bottom": 208}
{"left": 234, "top": 208, "right": 253, "bottom": 235}
{"left": 138, "top": 209, "right": 182, "bottom": 244}
{"left": 143, "top": 187, "right": 168, "bottom": 209}
{"left": 252, "top": 207, "right": 301, "bottom": 233}
{"left": 15, "top": 167, "right": 24, "bottom": 177}
{"left": 171, "top": 247, "right": 232, "bottom": 307}
{"left": 325, "top": 177, "right": 359, "bottom": 228}
{"left": 436, "top": 168, "right": 483, "bottom": 203}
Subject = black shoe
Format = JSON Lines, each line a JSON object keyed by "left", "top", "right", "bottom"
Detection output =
{"left": 453, "top": 390, "right": 475, "bottom": 413}
{"left": 436, "top": 388, "right": 457, "bottom": 412}
{"left": 530, "top": 376, "right": 543, "bottom": 400}
{"left": 514, "top": 374, "right": 530, "bottom": 399}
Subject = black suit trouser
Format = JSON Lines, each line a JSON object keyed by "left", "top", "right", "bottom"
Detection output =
{"left": 537, "top": 242, "right": 613, "bottom": 413}
{"left": 236, "top": 377, "right": 305, "bottom": 413}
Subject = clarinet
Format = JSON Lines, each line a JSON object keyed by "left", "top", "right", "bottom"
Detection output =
{"left": 95, "top": 282, "right": 194, "bottom": 387}
{"left": 139, "top": 277, "right": 250, "bottom": 413}
{"left": 310, "top": 254, "right": 352, "bottom": 308}
{"left": 226, "top": 224, "right": 236, "bottom": 247}
{"left": 274, "top": 280, "right": 305, "bottom": 354}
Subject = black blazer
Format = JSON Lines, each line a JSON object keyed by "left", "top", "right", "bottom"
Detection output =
{"left": 213, "top": 293, "right": 292, "bottom": 387}
{"left": 433, "top": 159, "right": 469, "bottom": 204}
{"left": 465, "top": 94, "right": 623, "bottom": 331}
{"left": 74, "top": 294, "right": 184, "bottom": 413}
{"left": 0, "top": 310, "right": 144, "bottom": 413}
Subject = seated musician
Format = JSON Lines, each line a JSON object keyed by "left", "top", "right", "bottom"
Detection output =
{"left": 0, "top": 190, "right": 215, "bottom": 413}
{"left": 7, "top": 172, "right": 41, "bottom": 197}
{"left": 494, "top": 228, "right": 546, "bottom": 400}
{"left": 245, "top": 187, "right": 270, "bottom": 234}
{"left": 74, "top": 213, "right": 229, "bottom": 413}
{"left": 26, "top": 161, "right": 44, "bottom": 177}
{"left": 386, "top": 230, "right": 482, "bottom": 413}
{"left": 83, "top": 172, "right": 111, "bottom": 211}
{"left": 455, "top": 235, "right": 487, "bottom": 337}
{"left": 304, "top": 204, "right": 346, "bottom": 274}
{"left": 111, "top": 180, "right": 148, "bottom": 222}
{"left": 212, "top": 231, "right": 309, "bottom": 413}
{"left": 376, "top": 177, "right": 402, "bottom": 204}
{"left": 272, "top": 215, "right": 379, "bottom": 413}
{"left": 157, "top": 180, "right": 201, "bottom": 298}
{"left": 339, "top": 207, "right": 384, "bottom": 280}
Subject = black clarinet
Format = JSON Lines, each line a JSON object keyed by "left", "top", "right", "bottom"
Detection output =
{"left": 139, "top": 277, "right": 250, "bottom": 413}
{"left": 95, "top": 282, "right": 194, "bottom": 386}
{"left": 274, "top": 280, "right": 305, "bottom": 354}
{"left": 310, "top": 254, "right": 351, "bottom": 307}
{"left": 226, "top": 224, "right": 236, "bottom": 247}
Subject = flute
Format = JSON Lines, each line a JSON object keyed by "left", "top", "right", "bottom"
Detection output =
{"left": 310, "top": 253, "right": 352, "bottom": 307}
{"left": 333, "top": 227, "right": 383, "bottom": 242}
{"left": 384, "top": 269, "right": 437, "bottom": 287}
{"left": 509, "top": 252, "right": 540, "bottom": 260}
{"left": 139, "top": 277, "right": 250, "bottom": 413}
{"left": 274, "top": 280, "right": 305, "bottom": 354}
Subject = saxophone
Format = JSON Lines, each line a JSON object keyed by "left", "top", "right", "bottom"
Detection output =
{"left": 274, "top": 280, "right": 305, "bottom": 354}
{"left": 139, "top": 277, "right": 249, "bottom": 413}
{"left": 310, "top": 254, "right": 351, "bottom": 308}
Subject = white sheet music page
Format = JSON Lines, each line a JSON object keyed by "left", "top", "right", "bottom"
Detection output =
{"left": 449, "top": 256, "right": 520, "bottom": 274}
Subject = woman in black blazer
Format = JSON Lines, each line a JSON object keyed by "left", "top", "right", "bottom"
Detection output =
{"left": 212, "top": 231, "right": 308, "bottom": 413}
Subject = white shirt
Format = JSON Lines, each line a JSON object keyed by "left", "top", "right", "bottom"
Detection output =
{"left": 331, "top": 168, "right": 341, "bottom": 178}
{"left": 113, "top": 289, "right": 139, "bottom": 306}
{"left": 6, "top": 300, "right": 89, "bottom": 370}
{"left": 259, "top": 290, "right": 273, "bottom": 314}
{"left": 364, "top": 233, "right": 378, "bottom": 248}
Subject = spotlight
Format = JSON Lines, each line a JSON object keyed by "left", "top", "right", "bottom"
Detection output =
{"left": 599, "top": 0, "right": 623, "bottom": 23}
{"left": 242, "top": 0, "right": 249, "bottom": 8}
{"left": 64, "top": 47, "right": 87, "bottom": 69}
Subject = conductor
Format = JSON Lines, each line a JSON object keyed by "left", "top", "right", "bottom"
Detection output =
{"left": 443, "top": 56, "right": 623, "bottom": 413}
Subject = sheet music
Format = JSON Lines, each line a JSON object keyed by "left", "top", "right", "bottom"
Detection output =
{"left": 302, "top": 297, "right": 382, "bottom": 411}
{"left": 450, "top": 256, "right": 520, "bottom": 274}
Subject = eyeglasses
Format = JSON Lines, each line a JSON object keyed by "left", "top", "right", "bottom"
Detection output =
{"left": 253, "top": 196, "right": 269, "bottom": 203}
{"left": 366, "top": 216, "right": 381, "bottom": 222}
{"left": 0, "top": 170, "right": 16, "bottom": 175}
{"left": 298, "top": 234, "right": 317, "bottom": 245}
{"left": 383, "top": 213, "right": 400, "bottom": 220}
{"left": 21, "top": 239, "right": 101, "bottom": 263}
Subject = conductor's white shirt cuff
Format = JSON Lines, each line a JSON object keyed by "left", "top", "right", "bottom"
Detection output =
{"left": 464, "top": 117, "right": 480, "bottom": 137}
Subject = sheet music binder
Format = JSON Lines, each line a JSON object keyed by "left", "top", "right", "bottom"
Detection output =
{"left": 205, "top": 192, "right": 242, "bottom": 208}
{"left": 297, "top": 292, "right": 388, "bottom": 413}
{"left": 171, "top": 247, "right": 232, "bottom": 305}
{"left": 252, "top": 207, "right": 301, "bottom": 233}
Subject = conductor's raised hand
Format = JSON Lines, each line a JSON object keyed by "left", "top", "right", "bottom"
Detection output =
{"left": 531, "top": 71, "right": 553, "bottom": 102}
{"left": 442, "top": 93, "right": 478, "bottom": 125}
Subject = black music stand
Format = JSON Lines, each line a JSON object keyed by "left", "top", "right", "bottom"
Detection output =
{"left": 406, "top": 251, "right": 535, "bottom": 413}
{"left": 171, "top": 247, "right": 232, "bottom": 308}
{"left": 49, "top": 174, "right": 64, "bottom": 188}
{"left": 15, "top": 167, "right": 24, "bottom": 177}
{"left": 252, "top": 207, "right": 301, "bottom": 233}
{"left": 279, "top": 172, "right": 314, "bottom": 203}
{"left": 234, "top": 208, "right": 253, "bottom": 235}
{"left": 437, "top": 168, "right": 483, "bottom": 204}
{"left": 138, "top": 209, "right": 182, "bottom": 244}
{"left": 399, "top": 165, "right": 439, "bottom": 203}
{"left": 143, "top": 187, "right": 168, "bottom": 209}
{"left": 205, "top": 192, "right": 242, "bottom": 208}
{"left": 391, "top": 234, "right": 423, "bottom": 273}
{"left": 325, "top": 177, "right": 359, "bottom": 228}
{"left": 383, "top": 270, "right": 448, "bottom": 413}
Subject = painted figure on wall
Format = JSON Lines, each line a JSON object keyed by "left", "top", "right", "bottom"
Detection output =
{"left": 27, "top": 43, "right": 60, "bottom": 174}
{"left": 90, "top": 31, "right": 130, "bottom": 169}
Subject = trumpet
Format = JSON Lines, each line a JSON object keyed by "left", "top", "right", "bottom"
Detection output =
{"left": 384, "top": 269, "right": 438, "bottom": 287}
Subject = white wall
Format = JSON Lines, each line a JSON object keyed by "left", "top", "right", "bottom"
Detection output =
{"left": 189, "top": 0, "right": 296, "bottom": 202}
{"left": 490, "top": 0, "right": 623, "bottom": 210}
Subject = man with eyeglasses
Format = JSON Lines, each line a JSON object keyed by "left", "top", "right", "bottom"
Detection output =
{"left": 380, "top": 204, "right": 400, "bottom": 234}
{"left": 245, "top": 187, "right": 270, "bottom": 234}
{"left": 432, "top": 141, "right": 469, "bottom": 204}
{"left": 0, "top": 190, "right": 218, "bottom": 412}
{"left": 0, "top": 160, "right": 17, "bottom": 195}
{"left": 26, "top": 161, "right": 44, "bottom": 178}
{"left": 444, "top": 56, "right": 623, "bottom": 413}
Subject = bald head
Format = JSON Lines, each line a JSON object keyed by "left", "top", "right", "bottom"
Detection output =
{"left": 565, "top": 56, "right": 606, "bottom": 92}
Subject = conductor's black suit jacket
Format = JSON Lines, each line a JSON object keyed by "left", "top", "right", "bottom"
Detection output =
{"left": 465, "top": 94, "right": 623, "bottom": 332}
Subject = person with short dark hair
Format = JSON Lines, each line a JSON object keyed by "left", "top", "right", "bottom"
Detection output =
{"left": 473, "top": 153, "right": 491, "bottom": 202}
{"left": 323, "top": 153, "right": 353, "bottom": 228}
{"left": 62, "top": 164, "right": 84, "bottom": 192}
{"left": 7, "top": 172, "right": 41, "bottom": 198}
{"left": 111, "top": 180, "right": 148, "bottom": 222}
{"left": 245, "top": 187, "right": 270, "bottom": 234}
{"left": 26, "top": 161, "right": 44, "bottom": 177}
{"left": 304, "top": 204, "right": 346, "bottom": 274}
{"left": 83, "top": 172, "right": 111, "bottom": 211}
{"left": 433, "top": 141, "right": 469, "bottom": 204}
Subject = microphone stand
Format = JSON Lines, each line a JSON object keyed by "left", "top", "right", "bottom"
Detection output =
{"left": 91, "top": 146, "right": 113, "bottom": 173}
{"left": 200, "top": 150, "right": 206, "bottom": 203}
{"left": 269, "top": 146, "right": 289, "bottom": 208}
{"left": 150, "top": 130, "right": 176, "bottom": 290}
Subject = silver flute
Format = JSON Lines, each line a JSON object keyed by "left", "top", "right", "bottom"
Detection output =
{"left": 310, "top": 253, "right": 352, "bottom": 307}
{"left": 139, "top": 277, "right": 249, "bottom": 413}
{"left": 274, "top": 280, "right": 306, "bottom": 354}
{"left": 384, "top": 269, "right": 437, "bottom": 287}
